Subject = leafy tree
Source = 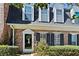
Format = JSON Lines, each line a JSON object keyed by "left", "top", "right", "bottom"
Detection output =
{"left": 34, "top": 3, "right": 48, "bottom": 9}
{"left": 10, "top": 3, "right": 48, "bottom": 9}
{"left": 10, "top": 3, "right": 23, "bottom": 9}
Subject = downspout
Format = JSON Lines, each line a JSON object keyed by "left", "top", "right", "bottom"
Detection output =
{"left": 10, "top": 25, "right": 15, "bottom": 46}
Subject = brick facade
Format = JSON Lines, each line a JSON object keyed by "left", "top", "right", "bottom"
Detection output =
{"left": 0, "top": 4, "right": 4, "bottom": 43}
{"left": 15, "top": 29, "right": 24, "bottom": 52}
{"left": 64, "top": 32, "right": 68, "bottom": 45}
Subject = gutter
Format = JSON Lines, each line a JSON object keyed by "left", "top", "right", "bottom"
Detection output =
{"left": 10, "top": 25, "right": 15, "bottom": 46}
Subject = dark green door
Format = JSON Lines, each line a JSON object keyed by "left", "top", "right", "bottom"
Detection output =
{"left": 25, "top": 34, "right": 32, "bottom": 49}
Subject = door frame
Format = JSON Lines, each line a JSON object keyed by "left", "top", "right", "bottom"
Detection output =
{"left": 23, "top": 29, "right": 34, "bottom": 53}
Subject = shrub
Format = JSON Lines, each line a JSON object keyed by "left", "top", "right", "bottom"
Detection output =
{"left": 35, "top": 41, "right": 79, "bottom": 56}
{"left": 0, "top": 45, "right": 18, "bottom": 56}
{"left": 35, "top": 40, "right": 50, "bottom": 56}
{"left": 49, "top": 46, "right": 79, "bottom": 56}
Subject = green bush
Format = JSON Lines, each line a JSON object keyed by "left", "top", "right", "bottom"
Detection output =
{"left": 35, "top": 40, "right": 50, "bottom": 56}
{"left": 35, "top": 41, "right": 79, "bottom": 56}
{"left": 0, "top": 45, "right": 18, "bottom": 56}
{"left": 49, "top": 46, "right": 79, "bottom": 56}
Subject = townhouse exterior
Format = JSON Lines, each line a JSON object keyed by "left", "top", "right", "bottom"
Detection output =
{"left": 1, "top": 3, "right": 79, "bottom": 53}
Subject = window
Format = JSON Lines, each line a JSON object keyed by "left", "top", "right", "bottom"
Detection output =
{"left": 23, "top": 3, "right": 34, "bottom": 21}
{"left": 46, "top": 33, "right": 54, "bottom": 46}
{"left": 55, "top": 9, "right": 64, "bottom": 22}
{"left": 25, "top": 6, "right": 32, "bottom": 14}
{"left": 40, "top": 33, "right": 47, "bottom": 41}
{"left": 71, "top": 34, "right": 77, "bottom": 45}
{"left": 56, "top": 9, "right": 62, "bottom": 15}
{"left": 54, "top": 34, "right": 60, "bottom": 45}
{"left": 25, "top": 14, "right": 32, "bottom": 21}
{"left": 39, "top": 7, "right": 49, "bottom": 22}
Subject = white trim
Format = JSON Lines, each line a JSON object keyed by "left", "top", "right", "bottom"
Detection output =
{"left": 39, "top": 5, "right": 49, "bottom": 22}
{"left": 70, "top": 8, "right": 75, "bottom": 19}
{"left": 22, "top": 8, "right": 25, "bottom": 21}
{"left": 53, "top": 7, "right": 56, "bottom": 22}
{"left": 23, "top": 29, "right": 34, "bottom": 53}
{"left": 39, "top": 7, "right": 41, "bottom": 21}
{"left": 71, "top": 33, "right": 77, "bottom": 45}
{"left": 22, "top": 4, "right": 25, "bottom": 21}
{"left": 13, "top": 29, "right": 15, "bottom": 46}
{"left": 32, "top": 4, "right": 34, "bottom": 21}
{"left": 62, "top": 9, "right": 64, "bottom": 22}
{"left": 22, "top": 4, "right": 34, "bottom": 21}
{"left": 54, "top": 8, "right": 64, "bottom": 23}
{"left": 48, "top": 4, "right": 50, "bottom": 22}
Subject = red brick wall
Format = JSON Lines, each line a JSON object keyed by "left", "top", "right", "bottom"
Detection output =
{"left": 64, "top": 32, "right": 68, "bottom": 45}
{"left": 15, "top": 29, "right": 24, "bottom": 52}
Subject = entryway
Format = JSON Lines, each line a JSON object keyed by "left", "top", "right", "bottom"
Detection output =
{"left": 23, "top": 29, "right": 34, "bottom": 53}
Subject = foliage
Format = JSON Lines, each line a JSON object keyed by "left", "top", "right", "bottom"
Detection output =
{"left": 35, "top": 40, "right": 50, "bottom": 56}
{"left": 72, "top": 15, "right": 79, "bottom": 19}
{"left": 10, "top": 3, "right": 47, "bottom": 9}
{"left": 35, "top": 41, "right": 79, "bottom": 56}
{"left": 0, "top": 45, "right": 18, "bottom": 56}
{"left": 76, "top": 3, "right": 79, "bottom": 7}
{"left": 34, "top": 3, "right": 48, "bottom": 9}
{"left": 10, "top": 3, "right": 23, "bottom": 9}
{"left": 49, "top": 46, "right": 79, "bottom": 56}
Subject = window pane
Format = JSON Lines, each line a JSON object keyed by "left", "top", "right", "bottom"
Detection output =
{"left": 41, "top": 14, "right": 48, "bottom": 21}
{"left": 54, "top": 34, "right": 60, "bottom": 45}
{"left": 40, "top": 33, "right": 46, "bottom": 41}
{"left": 25, "top": 14, "right": 32, "bottom": 21}
{"left": 41, "top": 9, "right": 48, "bottom": 14}
{"left": 56, "top": 9, "right": 62, "bottom": 22}
{"left": 72, "top": 34, "right": 77, "bottom": 45}
{"left": 56, "top": 9, "right": 62, "bottom": 15}
{"left": 24, "top": 4, "right": 32, "bottom": 21}
{"left": 41, "top": 8, "right": 48, "bottom": 22}
{"left": 25, "top": 6, "right": 32, "bottom": 14}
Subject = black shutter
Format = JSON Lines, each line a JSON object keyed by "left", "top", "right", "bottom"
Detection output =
{"left": 77, "top": 34, "right": 79, "bottom": 46}
{"left": 51, "top": 33, "right": 54, "bottom": 46}
{"left": 46, "top": 33, "right": 50, "bottom": 45}
{"left": 68, "top": 34, "right": 72, "bottom": 45}
{"left": 36, "top": 33, "right": 40, "bottom": 42}
{"left": 60, "top": 34, "right": 64, "bottom": 45}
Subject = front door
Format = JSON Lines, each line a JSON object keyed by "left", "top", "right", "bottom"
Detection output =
{"left": 23, "top": 34, "right": 32, "bottom": 53}
{"left": 25, "top": 34, "right": 32, "bottom": 49}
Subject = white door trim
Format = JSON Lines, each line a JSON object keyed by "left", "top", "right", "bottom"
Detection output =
{"left": 23, "top": 29, "right": 34, "bottom": 53}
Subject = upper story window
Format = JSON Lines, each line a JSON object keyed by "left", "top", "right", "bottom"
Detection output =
{"left": 56, "top": 9, "right": 62, "bottom": 15}
{"left": 22, "top": 3, "right": 34, "bottom": 21}
{"left": 56, "top": 9, "right": 64, "bottom": 23}
{"left": 41, "top": 8, "right": 49, "bottom": 22}
{"left": 39, "top": 5, "right": 49, "bottom": 22}
{"left": 25, "top": 6, "right": 32, "bottom": 21}
{"left": 53, "top": 5, "right": 64, "bottom": 23}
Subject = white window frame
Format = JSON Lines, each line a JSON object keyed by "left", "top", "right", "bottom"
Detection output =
{"left": 40, "top": 32, "right": 47, "bottom": 42}
{"left": 22, "top": 3, "right": 34, "bottom": 21}
{"left": 71, "top": 33, "right": 77, "bottom": 45}
{"left": 53, "top": 8, "right": 64, "bottom": 23}
{"left": 54, "top": 33, "right": 60, "bottom": 45}
{"left": 39, "top": 4, "right": 49, "bottom": 22}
